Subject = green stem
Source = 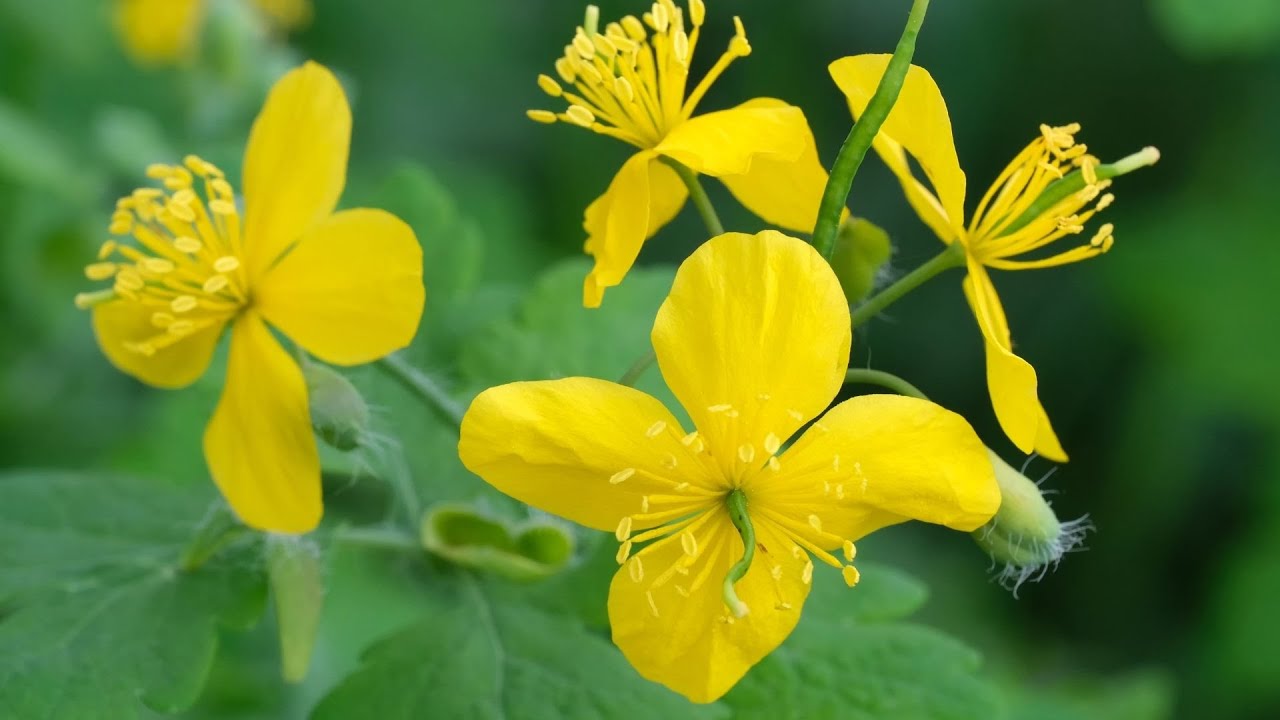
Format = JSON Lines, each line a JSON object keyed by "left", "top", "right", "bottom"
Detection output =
{"left": 811, "top": 0, "right": 931, "bottom": 259}
{"left": 334, "top": 526, "right": 421, "bottom": 553}
{"left": 850, "top": 241, "right": 965, "bottom": 327}
{"left": 618, "top": 348, "right": 657, "bottom": 387}
{"left": 722, "top": 489, "right": 755, "bottom": 618}
{"left": 663, "top": 157, "right": 725, "bottom": 237}
{"left": 844, "top": 368, "right": 927, "bottom": 399}
{"left": 375, "top": 354, "right": 465, "bottom": 431}
{"left": 180, "top": 504, "right": 248, "bottom": 571}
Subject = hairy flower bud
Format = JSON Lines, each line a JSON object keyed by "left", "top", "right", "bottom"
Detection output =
{"left": 972, "top": 450, "right": 1091, "bottom": 594}
{"left": 831, "top": 216, "right": 892, "bottom": 305}
{"left": 303, "top": 362, "right": 370, "bottom": 451}
{"left": 265, "top": 535, "right": 324, "bottom": 683}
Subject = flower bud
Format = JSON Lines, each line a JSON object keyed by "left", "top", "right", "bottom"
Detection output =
{"left": 831, "top": 216, "right": 891, "bottom": 305}
{"left": 421, "top": 503, "right": 575, "bottom": 582}
{"left": 303, "top": 362, "right": 370, "bottom": 452}
{"left": 972, "top": 450, "right": 1091, "bottom": 594}
{"left": 265, "top": 535, "right": 324, "bottom": 683}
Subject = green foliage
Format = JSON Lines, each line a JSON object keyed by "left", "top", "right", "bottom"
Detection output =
{"left": 0, "top": 471, "right": 267, "bottom": 718}
{"left": 1151, "top": 0, "right": 1280, "bottom": 58}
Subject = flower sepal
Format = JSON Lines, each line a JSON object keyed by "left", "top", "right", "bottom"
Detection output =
{"left": 303, "top": 360, "right": 370, "bottom": 452}
{"left": 831, "top": 216, "right": 892, "bottom": 305}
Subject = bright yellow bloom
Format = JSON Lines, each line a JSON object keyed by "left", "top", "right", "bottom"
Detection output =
{"left": 77, "top": 62, "right": 424, "bottom": 533}
{"left": 831, "top": 54, "right": 1159, "bottom": 462}
{"left": 529, "top": 1, "right": 834, "bottom": 307}
{"left": 115, "top": 0, "right": 312, "bottom": 65}
{"left": 459, "top": 231, "right": 999, "bottom": 702}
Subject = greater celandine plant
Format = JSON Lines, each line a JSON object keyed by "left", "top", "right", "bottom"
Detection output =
{"left": 75, "top": 0, "right": 1158, "bottom": 706}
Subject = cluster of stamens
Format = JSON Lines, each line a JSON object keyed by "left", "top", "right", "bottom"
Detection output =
{"left": 528, "top": 0, "right": 750, "bottom": 148}
{"left": 966, "top": 123, "right": 1117, "bottom": 269}
{"left": 609, "top": 399, "right": 862, "bottom": 622}
{"left": 76, "top": 156, "right": 247, "bottom": 356}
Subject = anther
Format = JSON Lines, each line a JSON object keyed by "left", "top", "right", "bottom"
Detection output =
{"left": 609, "top": 468, "right": 635, "bottom": 485}
{"left": 168, "top": 319, "right": 194, "bottom": 336}
{"left": 738, "top": 444, "right": 755, "bottom": 464}
{"left": 842, "top": 540, "right": 856, "bottom": 563}
{"left": 142, "top": 258, "right": 174, "bottom": 274}
{"left": 680, "top": 531, "right": 698, "bottom": 558}
{"left": 707, "top": 404, "right": 732, "bottom": 414}
{"left": 150, "top": 312, "right": 174, "bottom": 328}
{"left": 628, "top": 556, "right": 645, "bottom": 582}
{"left": 526, "top": 110, "right": 558, "bottom": 124}
{"left": 660, "top": 454, "right": 678, "bottom": 470}
{"left": 170, "top": 296, "right": 198, "bottom": 313}
{"left": 166, "top": 199, "right": 196, "bottom": 223}
{"left": 689, "top": 0, "right": 705, "bottom": 26}
{"left": 640, "top": 495, "right": 650, "bottom": 513}
{"left": 802, "top": 561, "right": 814, "bottom": 585}
{"left": 842, "top": 565, "right": 861, "bottom": 587}
{"left": 650, "top": 2, "right": 669, "bottom": 32}
{"left": 202, "top": 275, "right": 229, "bottom": 294}
{"left": 621, "top": 15, "right": 646, "bottom": 40}
{"left": 84, "top": 262, "right": 118, "bottom": 281}
{"left": 565, "top": 105, "right": 595, "bottom": 127}
{"left": 763, "top": 433, "right": 780, "bottom": 455}
{"left": 208, "top": 199, "right": 237, "bottom": 216}
{"left": 1096, "top": 193, "right": 1115, "bottom": 211}
{"left": 615, "top": 516, "right": 633, "bottom": 542}
{"left": 213, "top": 256, "right": 241, "bottom": 273}
{"left": 115, "top": 269, "right": 145, "bottom": 291}
{"left": 787, "top": 409, "right": 804, "bottom": 421}
{"left": 98, "top": 240, "right": 118, "bottom": 260}
{"left": 145, "top": 163, "right": 172, "bottom": 179}
{"left": 808, "top": 514, "right": 823, "bottom": 532}
{"left": 680, "top": 431, "right": 699, "bottom": 446}
{"left": 572, "top": 31, "right": 595, "bottom": 59}
{"left": 646, "top": 591, "right": 660, "bottom": 617}
{"left": 537, "top": 74, "right": 563, "bottom": 97}
{"left": 616, "top": 541, "right": 633, "bottom": 564}
{"left": 767, "top": 457, "right": 781, "bottom": 472}
{"left": 174, "top": 237, "right": 202, "bottom": 253}
{"left": 645, "top": 420, "right": 667, "bottom": 438}
{"left": 832, "top": 454, "right": 841, "bottom": 472}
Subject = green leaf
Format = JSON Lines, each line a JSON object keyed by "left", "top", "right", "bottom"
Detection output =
{"left": 312, "top": 574, "right": 726, "bottom": 720}
{"left": 0, "top": 471, "right": 267, "bottom": 718}
{"left": 0, "top": 98, "right": 95, "bottom": 202}
{"left": 724, "top": 565, "right": 1002, "bottom": 720}
{"left": 1151, "top": 0, "right": 1280, "bottom": 58}
{"left": 460, "top": 258, "right": 676, "bottom": 407}
{"left": 1002, "top": 668, "right": 1174, "bottom": 720}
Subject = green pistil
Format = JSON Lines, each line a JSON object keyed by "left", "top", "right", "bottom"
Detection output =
{"left": 722, "top": 489, "right": 755, "bottom": 618}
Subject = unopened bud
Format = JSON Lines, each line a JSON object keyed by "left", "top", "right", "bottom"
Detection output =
{"left": 972, "top": 450, "right": 1091, "bottom": 595}
{"left": 265, "top": 535, "right": 324, "bottom": 683}
{"left": 421, "top": 503, "right": 575, "bottom": 582}
{"left": 831, "top": 217, "right": 892, "bottom": 305}
{"left": 303, "top": 362, "right": 369, "bottom": 451}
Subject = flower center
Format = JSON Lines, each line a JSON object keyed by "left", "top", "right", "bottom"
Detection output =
{"left": 75, "top": 155, "right": 249, "bottom": 357}
{"left": 965, "top": 122, "right": 1116, "bottom": 270}
{"left": 527, "top": 0, "right": 751, "bottom": 148}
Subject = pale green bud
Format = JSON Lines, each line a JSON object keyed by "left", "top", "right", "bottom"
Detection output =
{"left": 265, "top": 536, "right": 324, "bottom": 683}
{"left": 831, "top": 216, "right": 892, "bottom": 305}
{"left": 303, "top": 362, "right": 369, "bottom": 452}
{"left": 972, "top": 450, "right": 1091, "bottom": 594}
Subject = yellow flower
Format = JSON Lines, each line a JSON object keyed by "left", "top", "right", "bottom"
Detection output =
{"left": 831, "top": 54, "right": 1159, "bottom": 462}
{"left": 76, "top": 62, "right": 425, "bottom": 533}
{"left": 459, "top": 231, "right": 999, "bottom": 702}
{"left": 115, "top": 0, "right": 312, "bottom": 65}
{"left": 529, "top": 1, "right": 834, "bottom": 307}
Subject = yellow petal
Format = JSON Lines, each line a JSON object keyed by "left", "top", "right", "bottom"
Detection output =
{"left": 92, "top": 298, "right": 226, "bottom": 389}
{"left": 458, "top": 377, "right": 722, "bottom": 533}
{"left": 754, "top": 394, "right": 999, "bottom": 541}
{"left": 717, "top": 98, "right": 835, "bottom": 233}
{"left": 829, "top": 55, "right": 967, "bottom": 242}
{"left": 656, "top": 103, "right": 808, "bottom": 178}
{"left": 609, "top": 510, "right": 811, "bottom": 703}
{"left": 582, "top": 151, "right": 687, "bottom": 308}
{"left": 114, "top": 0, "right": 205, "bottom": 64}
{"left": 241, "top": 62, "right": 351, "bottom": 282}
{"left": 256, "top": 208, "right": 424, "bottom": 366}
{"left": 203, "top": 312, "right": 321, "bottom": 533}
{"left": 963, "top": 263, "right": 1067, "bottom": 461}
{"left": 652, "top": 231, "right": 851, "bottom": 476}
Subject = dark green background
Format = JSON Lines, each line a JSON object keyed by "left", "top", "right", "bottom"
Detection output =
{"left": 2, "top": 0, "right": 1277, "bottom": 718}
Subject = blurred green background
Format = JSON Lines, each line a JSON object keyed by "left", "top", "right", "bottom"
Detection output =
{"left": 2, "top": 0, "right": 1278, "bottom": 718}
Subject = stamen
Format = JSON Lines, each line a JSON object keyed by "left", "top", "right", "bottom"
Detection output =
{"left": 842, "top": 540, "right": 856, "bottom": 563}
{"left": 526, "top": 110, "right": 558, "bottom": 124}
{"left": 763, "top": 432, "right": 780, "bottom": 455}
{"left": 616, "top": 541, "right": 633, "bottom": 564}
{"left": 737, "top": 444, "right": 755, "bottom": 464}
{"left": 645, "top": 420, "right": 667, "bottom": 438}
{"left": 628, "top": 556, "right": 645, "bottom": 582}
{"left": 842, "top": 565, "right": 860, "bottom": 587}
{"left": 615, "top": 515, "right": 634, "bottom": 542}
{"left": 680, "top": 531, "right": 698, "bottom": 558}
{"left": 609, "top": 468, "right": 636, "bottom": 485}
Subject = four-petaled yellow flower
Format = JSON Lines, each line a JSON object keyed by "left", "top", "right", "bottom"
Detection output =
{"left": 115, "top": 0, "right": 312, "bottom": 64}
{"left": 77, "top": 62, "right": 425, "bottom": 533}
{"left": 459, "top": 231, "right": 1000, "bottom": 702}
{"left": 831, "top": 54, "right": 1159, "bottom": 461}
{"left": 529, "top": 0, "right": 834, "bottom": 307}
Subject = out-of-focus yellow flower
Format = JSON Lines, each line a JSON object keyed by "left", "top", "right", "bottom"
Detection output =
{"left": 831, "top": 54, "right": 1159, "bottom": 462}
{"left": 529, "top": 1, "right": 833, "bottom": 307}
{"left": 459, "top": 231, "right": 999, "bottom": 702}
{"left": 114, "top": 0, "right": 312, "bottom": 65}
{"left": 77, "top": 62, "right": 424, "bottom": 533}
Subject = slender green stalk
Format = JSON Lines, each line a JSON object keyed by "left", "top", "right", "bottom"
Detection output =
{"left": 375, "top": 354, "right": 465, "bottom": 431}
{"left": 334, "top": 526, "right": 421, "bottom": 553}
{"left": 618, "top": 348, "right": 657, "bottom": 387}
{"left": 663, "top": 157, "right": 725, "bottom": 237}
{"left": 849, "top": 241, "right": 965, "bottom": 327}
{"left": 811, "top": 0, "right": 931, "bottom": 259}
{"left": 844, "top": 368, "right": 927, "bottom": 399}
{"left": 722, "top": 489, "right": 755, "bottom": 618}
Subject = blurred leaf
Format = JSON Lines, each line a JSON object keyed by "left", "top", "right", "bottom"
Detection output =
{"left": 1151, "top": 0, "right": 1280, "bottom": 58}
{"left": 312, "top": 574, "right": 726, "bottom": 720}
{"left": 0, "top": 471, "right": 267, "bottom": 717}
{"left": 724, "top": 565, "right": 1001, "bottom": 720}
{"left": 1004, "top": 668, "right": 1174, "bottom": 720}
{"left": 0, "top": 97, "right": 95, "bottom": 201}
{"left": 92, "top": 105, "right": 177, "bottom": 178}
{"left": 460, "top": 258, "right": 676, "bottom": 407}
